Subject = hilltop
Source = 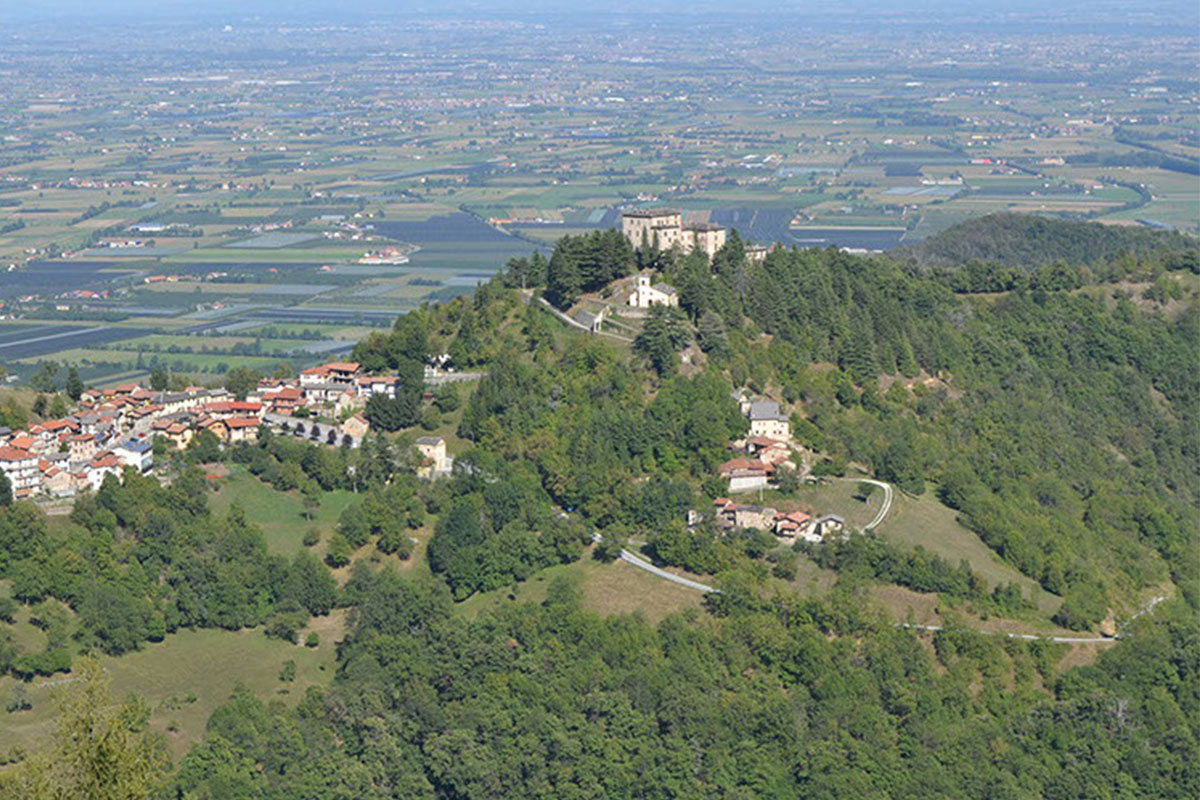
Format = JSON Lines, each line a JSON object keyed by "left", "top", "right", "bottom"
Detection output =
{"left": 1, "top": 218, "right": 1197, "bottom": 798}
{"left": 897, "top": 213, "right": 1198, "bottom": 270}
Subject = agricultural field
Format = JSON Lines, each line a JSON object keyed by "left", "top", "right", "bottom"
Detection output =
{"left": 0, "top": 14, "right": 1193, "bottom": 395}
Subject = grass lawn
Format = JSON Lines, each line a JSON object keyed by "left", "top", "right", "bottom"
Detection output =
{"left": 878, "top": 491, "right": 1061, "bottom": 615}
{"left": 209, "top": 467, "right": 356, "bottom": 558}
{"left": 773, "top": 555, "right": 839, "bottom": 599}
{"left": 0, "top": 624, "right": 339, "bottom": 760}
{"left": 455, "top": 554, "right": 704, "bottom": 624}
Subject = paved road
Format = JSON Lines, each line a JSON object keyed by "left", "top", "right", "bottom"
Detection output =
{"left": 588, "top": 468, "right": 1169, "bottom": 646}
{"left": 591, "top": 533, "right": 720, "bottom": 593}
{"left": 849, "top": 477, "right": 893, "bottom": 531}
{"left": 537, "top": 297, "right": 634, "bottom": 343}
{"left": 427, "top": 371, "right": 484, "bottom": 385}
{"left": 900, "top": 623, "right": 1118, "bottom": 645}
{"left": 618, "top": 548, "right": 718, "bottom": 593}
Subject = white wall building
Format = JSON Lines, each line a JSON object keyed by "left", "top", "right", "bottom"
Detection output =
{"left": 628, "top": 272, "right": 679, "bottom": 308}
{"left": 0, "top": 447, "right": 39, "bottom": 498}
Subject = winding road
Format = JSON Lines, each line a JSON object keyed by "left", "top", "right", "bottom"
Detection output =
{"left": 844, "top": 477, "right": 893, "bottom": 531}
{"left": 597, "top": 478, "right": 1168, "bottom": 646}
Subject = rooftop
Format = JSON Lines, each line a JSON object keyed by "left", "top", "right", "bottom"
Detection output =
{"left": 622, "top": 208, "right": 680, "bottom": 219}
{"left": 748, "top": 400, "right": 788, "bottom": 422}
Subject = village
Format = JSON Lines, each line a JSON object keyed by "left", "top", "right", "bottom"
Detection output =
{"left": 706, "top": 391, "right": 846, "bottom": 547}
{"left": 0, "top": 359, "right": 454, "bottom": 502}
{"left": 2, "top": 203, "right": 848, "bottom": 545}
{"left": 0, "top": 348, "right": 849, "bottom": 547}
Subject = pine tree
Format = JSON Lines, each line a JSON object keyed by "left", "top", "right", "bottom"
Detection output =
{"left": 634, "top": 305, "right": 690, "bottom": 376}
{"left": 547, "top": 240, "right": 582, "bottom": 308}
{"left": 65, "top": 367, "right": 84, "bottom": 401}
{"left": 840, "top": 318, "right": 878, "bottom": 385}
{"left": 697, "top": 310, "right": 729, "bottom": 359}
{"left": 0, "top": 658, "right": 168, "bottom": 799}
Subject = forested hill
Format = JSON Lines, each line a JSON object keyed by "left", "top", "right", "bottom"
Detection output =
{"left": 898, "top": 213, "right": 1198, "bottom": 271}
{"left": 2, "top": 219, "right": 1199, "bottom": 798}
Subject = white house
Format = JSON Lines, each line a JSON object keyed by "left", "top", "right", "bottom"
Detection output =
{"left": 112, "top": 439, "right": 155, "bottom": 474}
{"left": 628, "top": 272, "right": 679, "bottom": 309}
{"left": 747, "top": 400, "right": 790, "bottom": 441}
{"left": 83, "top": 453, "right": 124, "bottom": 492}
{"left": 0, "top": 446, "right": 39, "bottom": 498}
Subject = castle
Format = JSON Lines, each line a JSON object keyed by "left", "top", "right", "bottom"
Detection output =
{"left": 621, "top": 209, "right": 727, "bottom": 258}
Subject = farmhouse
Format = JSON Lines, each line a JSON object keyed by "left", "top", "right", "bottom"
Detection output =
{"left": 112, "top": 439, "right": 154, "bottom": 474}
{"left": 357, "top": 375, "right": 402, "bottom": 399}
{"left": 340, "top": 412, "right": 370, "bottom": 440}
{"left": 415, "top": 436, "right": 452, "bottom": 478}
{"left": 225, "top": 417, "right": 261, "bottom": 444}
{"left": 746, "top": 400, "right": 790, "bottom": 441}
{"left": 719, "top": 456, "right": 775, "bottom": 492}
{"left": 300, "top": 361, "right": 362, "bottom": 388}
{"left": 732, "top": 504, "right": 778, "bottom": 531}
{"left": 40, "top": 460, "right": 75, "bottom": 498}
{"left": 153, "top": 420, "right": 193, "bottom": 450}
{"left": 82, "top": 453, "right": 123, "bottom": 492}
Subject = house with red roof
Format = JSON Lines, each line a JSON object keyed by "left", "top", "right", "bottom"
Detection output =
{"left": 300, "top": 361, "right": 361, "bottom": 389}
{"left": 225, "top": 416, "right": 261, "bottom": 444}
{"left": 82, "top": 452, "right": 124, "bottom": 492}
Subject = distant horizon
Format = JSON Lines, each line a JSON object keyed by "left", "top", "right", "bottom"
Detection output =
{"left": 3, "top": 0, "right": 1197, "bottom": 26}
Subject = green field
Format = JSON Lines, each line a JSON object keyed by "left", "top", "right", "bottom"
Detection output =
{"left": 454, "top": 554, "right": 705, "bottom": 624}
{"left": 878, "top": 491, "right": 1062, "bottom": 615}
{"left": 209, "top": 467, "right": 357, "bottom": 558}
{"left": 0, "top": 625, "right": 339, "bottom": 759}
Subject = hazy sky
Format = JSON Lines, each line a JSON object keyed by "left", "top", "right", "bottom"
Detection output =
{"left": 3, "top": 0, "right": 1195, "bottom": 21}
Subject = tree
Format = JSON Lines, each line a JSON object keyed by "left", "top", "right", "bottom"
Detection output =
{"left": 324, "top": 533, "right": 353, "bottom": 568}
{"left": 282, "top": 551, "right": 337, "bottom": 616}
{"left": 223, "top": 367, "right": 261, "bottom": 401}
{"left": 187, "top": 429, "right": 221, "bottom": 464}
{"left": 49, "top": 394, "right": 68, "bottom": 418}
{"left": 300, "top": 480, "right": 321, "bottom": 521}
{"left": 0, "top": 473, "right": 11, "bottom": 507}
{"left": 364, "top": 393, "right": 417, "bottom": 433}
{"left": 433, "top": 383, "right": 460, "bottom": 413}
{"left": 29, "top": 361, "right": 59, "bottom": 393}
{"left": 593, "top": 528, "right": 628, "bottom": 563}
{"left": 696, "top": 310, "right": 729, "bottom": 359}
{"left": 0, "top": 658, "right": 168, "bottom": 799}
{"left": 633, "top": 305, "right": 690, "bottom": 376}
{"left": 546, "top": 241, "right": 582, "bottom": 308}
{"left": 148, "top": 368, "right": 168, "bottom": 392}
{"left": 65, "top": 367, "right": 84, "bottom": 401}
{"left": 775, "top": 464, "right": 801, "bottom": 494}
